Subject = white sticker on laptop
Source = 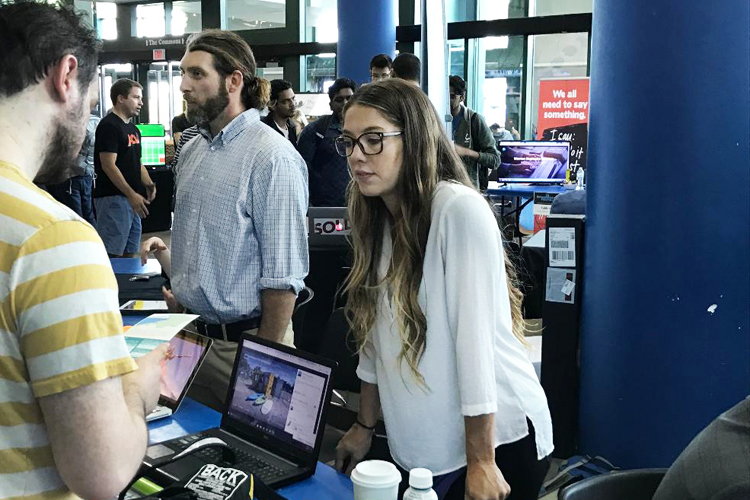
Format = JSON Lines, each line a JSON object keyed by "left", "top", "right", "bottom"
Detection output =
{"left": 549, "top": 227, "right": 576, "bottom": 267}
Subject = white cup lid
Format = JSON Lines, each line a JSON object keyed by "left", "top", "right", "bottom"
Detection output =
{"left": 351, "top": 460, "right": 401, "bottom": 488}
{"left": 409, "top": 468, "right": 433, "bottom": 489}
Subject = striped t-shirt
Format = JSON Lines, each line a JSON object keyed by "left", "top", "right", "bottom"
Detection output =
{"left": 0, "top": 161, "right": 137, "bottom": 500}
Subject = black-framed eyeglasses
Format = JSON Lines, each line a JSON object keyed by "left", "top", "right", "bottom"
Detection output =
{"left": 450, "top": 93, "right": 462, "bottom": 99}
{"left": 334, "top": 131, "right": 403, "bottom": 157}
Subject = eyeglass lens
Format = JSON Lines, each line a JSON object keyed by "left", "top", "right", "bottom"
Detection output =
{"left": 335, "top": 133, "right": 384, "bottom": 157}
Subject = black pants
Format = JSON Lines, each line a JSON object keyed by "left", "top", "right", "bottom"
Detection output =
{"left": 382, "top": 419, "right": 549, "bottom": 500}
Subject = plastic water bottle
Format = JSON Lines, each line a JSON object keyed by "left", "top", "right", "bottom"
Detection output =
{"left": 576, "top": 166, "right": 585, "bottom": 190}
{"left": 403, "top": 468, "right": 438, "bottom": 500}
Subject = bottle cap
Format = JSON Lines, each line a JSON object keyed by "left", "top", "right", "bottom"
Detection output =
{"left": 409, "top": 468, "right": 433, "bottom": 489}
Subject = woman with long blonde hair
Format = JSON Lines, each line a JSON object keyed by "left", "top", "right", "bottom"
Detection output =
{"left": 333, "top": 79, "right": 553, "bottom": 500}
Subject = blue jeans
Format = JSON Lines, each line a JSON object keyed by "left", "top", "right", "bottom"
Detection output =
{"left": 94, "top": 195, "right": 142, "bottom": 256}
{"left": 47, "top": 175, "right": 96, "bottom": 228}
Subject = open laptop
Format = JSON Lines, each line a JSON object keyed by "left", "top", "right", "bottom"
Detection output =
{"left": 146, "top": 330, "right": 213, "bottom": 422}
{"left": 142, "top": 334, "right": 337, "bottom": 488}
{"left": 495, "top": 141, "right": 570, "bottom": 183}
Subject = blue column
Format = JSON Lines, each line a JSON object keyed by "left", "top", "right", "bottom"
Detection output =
{"left": 579, "top": 0, "right": 750, "bottom": 468}
{"left": 337, "top": 0, "right": 396, "bottom": 85}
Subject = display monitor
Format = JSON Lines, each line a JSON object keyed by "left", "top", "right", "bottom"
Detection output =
{"left": 136, "top": 123, "right": 166, "bottom": 167}
{"left": 496, "top": 141, "right": 570, "bottom": 183}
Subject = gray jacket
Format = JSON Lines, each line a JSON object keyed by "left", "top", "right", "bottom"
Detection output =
{"left": 453, "top": 105, "right": 501, "bottom": 190}
{"left": 73, "top": 114, "right": 100, "bottom": 177}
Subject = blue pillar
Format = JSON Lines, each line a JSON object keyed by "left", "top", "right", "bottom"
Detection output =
{"left": 337, "top": 0, "right": 396, "bottom": 85}
{"left": 579, "top": 0, "right": 750, "bottom": 468}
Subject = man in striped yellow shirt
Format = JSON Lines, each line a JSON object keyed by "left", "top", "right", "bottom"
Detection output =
{"left": 0, "top": 4, "right": 167, "bottom": 500}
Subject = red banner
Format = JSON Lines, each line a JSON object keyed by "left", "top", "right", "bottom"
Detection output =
{"left": 537, "top": 78, "right": 590, "bottom": 172}
{"left": 537, "top": 78, "right": 590, "bottom": 138}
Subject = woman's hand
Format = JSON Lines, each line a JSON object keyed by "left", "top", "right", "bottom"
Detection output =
{"left": 464, "top": 460, "right": 511, "bottom": 500}
{"left": 334, "top": 423, "right": 374, "bottom": 475}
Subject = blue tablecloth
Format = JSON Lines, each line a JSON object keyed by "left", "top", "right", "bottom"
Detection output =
{"left": 111, "top": 257, "right": 162, "bottom": 275}
{"left": 147, "top": 398, "right": 353, "bottom": 499}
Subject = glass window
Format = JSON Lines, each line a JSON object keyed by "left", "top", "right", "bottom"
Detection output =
{"left": 448, "top": 40, "right": 465, "bottom": 79}
{"left": 434, "top": 0, "right": 527, "bottom": 23}
{"left": 525, "top": 32, "right": 589, "bottom": 139}
{"left": 148, "top": 64, "right": 167, "bottom": 127}
{"left": 304, "top": 0, "right": 337, "bottom": 43}
{"left": 172, "top": 0, "right": 202, "bottom": 35}
{"left": 530, "top": 0, "right": 592, "bottom": 17}
{"left": 74, "top": 1, "right": 95, "bottom": 28}
{"left": 99, "top": 64, "right": 134, "bottom": 114}
{"left": 466, "top": 35, "right": 523, "bottom": 136}
{"left": 225, "top": 0, "right": 286, "bottom": 31}
{"left": 302, "top": 54, "right": 336, "bottom": 93}
{"left": 136, "top": 3, "right": 166, "bottom": 38}
{"left": 96, "top": 2, "right": 117, "bottom": 40}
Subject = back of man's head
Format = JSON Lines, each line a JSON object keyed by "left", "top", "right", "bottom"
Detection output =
{"left": 270, "top": 79, "right": 293, "bottom": 102}
{"left": 328, "top": 78, "right": 358, "bottom": 100}
{"left": 0, "top": 2, "right": 100, "bottom": 98}
{"left": 185, "top": 29, "right": 270, "bottom": 110}
{"left": 392, "top": 53, "right": 421, "bottom": 84}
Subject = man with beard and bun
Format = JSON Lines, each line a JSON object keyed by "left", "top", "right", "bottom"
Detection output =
{"left": 0, "top": 3, "right": 167, "bottom": 500}
{"left": 94, "top": 78, "right": 156, "bottom": 256}
{"left": 140, "top": 29, "right": 309, "bottom": 410}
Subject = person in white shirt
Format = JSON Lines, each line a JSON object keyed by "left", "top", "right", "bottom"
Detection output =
{"left": 333, "top": 79, "right": 553, "bottom": 500}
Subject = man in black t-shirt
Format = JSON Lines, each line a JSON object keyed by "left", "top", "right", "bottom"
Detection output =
{"left": 94, "top": 78, "right": 155, "bottom": 256}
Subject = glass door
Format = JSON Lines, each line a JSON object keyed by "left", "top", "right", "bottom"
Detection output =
{"left": 146, "top": 61, "right": 184, "bottom": 138}
{"left": 98, "top": 63, "right": 135, "bottom": 116}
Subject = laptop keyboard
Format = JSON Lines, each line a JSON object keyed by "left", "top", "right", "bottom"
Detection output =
{"left": 172, "top": 433, "right": 287, "bottom": 484}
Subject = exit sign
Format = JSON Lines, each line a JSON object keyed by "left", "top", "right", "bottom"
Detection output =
{"left": 152, "top": 49, "right": 166, "bottom": 61}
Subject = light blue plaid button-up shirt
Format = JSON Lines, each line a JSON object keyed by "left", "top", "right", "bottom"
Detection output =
{"left": 171, "top": 108, "right": 309, "bottom": 324}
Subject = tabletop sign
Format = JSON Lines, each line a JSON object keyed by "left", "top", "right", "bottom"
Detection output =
{"left": 538, "top": 78, "right": 590, "bottom": 172}
{"left": 313, "top": 218, "right": 351, "bottom": 236}
{"left": 152, "top": 48, "right": 166, "bottom": 61}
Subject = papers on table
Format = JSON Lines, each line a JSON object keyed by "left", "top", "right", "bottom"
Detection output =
{"left": 124, "top": 313, "right": 199, "bottom": 358}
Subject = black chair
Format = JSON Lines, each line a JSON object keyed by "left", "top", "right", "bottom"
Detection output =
{"left": 559, "top": 469, "right": 668, "bottom": 500}
{"left": 292, "top": 286, "right": 314, "bottom": 347}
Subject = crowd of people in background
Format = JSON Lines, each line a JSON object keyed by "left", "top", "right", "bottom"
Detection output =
{"left": 44, "top": 43, "right": 512, "bottom": 232}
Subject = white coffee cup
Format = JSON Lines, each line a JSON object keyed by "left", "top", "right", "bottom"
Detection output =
{"left": 351, "top": 460, "right": 401, "bottom": 500}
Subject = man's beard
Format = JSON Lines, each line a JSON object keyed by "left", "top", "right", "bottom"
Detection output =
{"left": 186, "top": 81, "right": 230, "bottom": 128}
{"left": 34, "top": 100, "right": 87, "bottom": 185}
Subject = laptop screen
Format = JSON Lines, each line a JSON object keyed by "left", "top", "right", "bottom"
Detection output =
{"left": 226, "top": 338, "right": 332, "bottom": 453}
{"left": 160, "top": 331, "right": 212, "bottom": 408}
{"left": 497, "top": 141, "right": 570, "bottom": 183}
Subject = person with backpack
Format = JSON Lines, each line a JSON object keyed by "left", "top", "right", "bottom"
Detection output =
{"left": 449, "top": 75, "right": 501, "bottom": 191}
{"left": 297, "top": 78, "right": 357, "bottom": 207}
